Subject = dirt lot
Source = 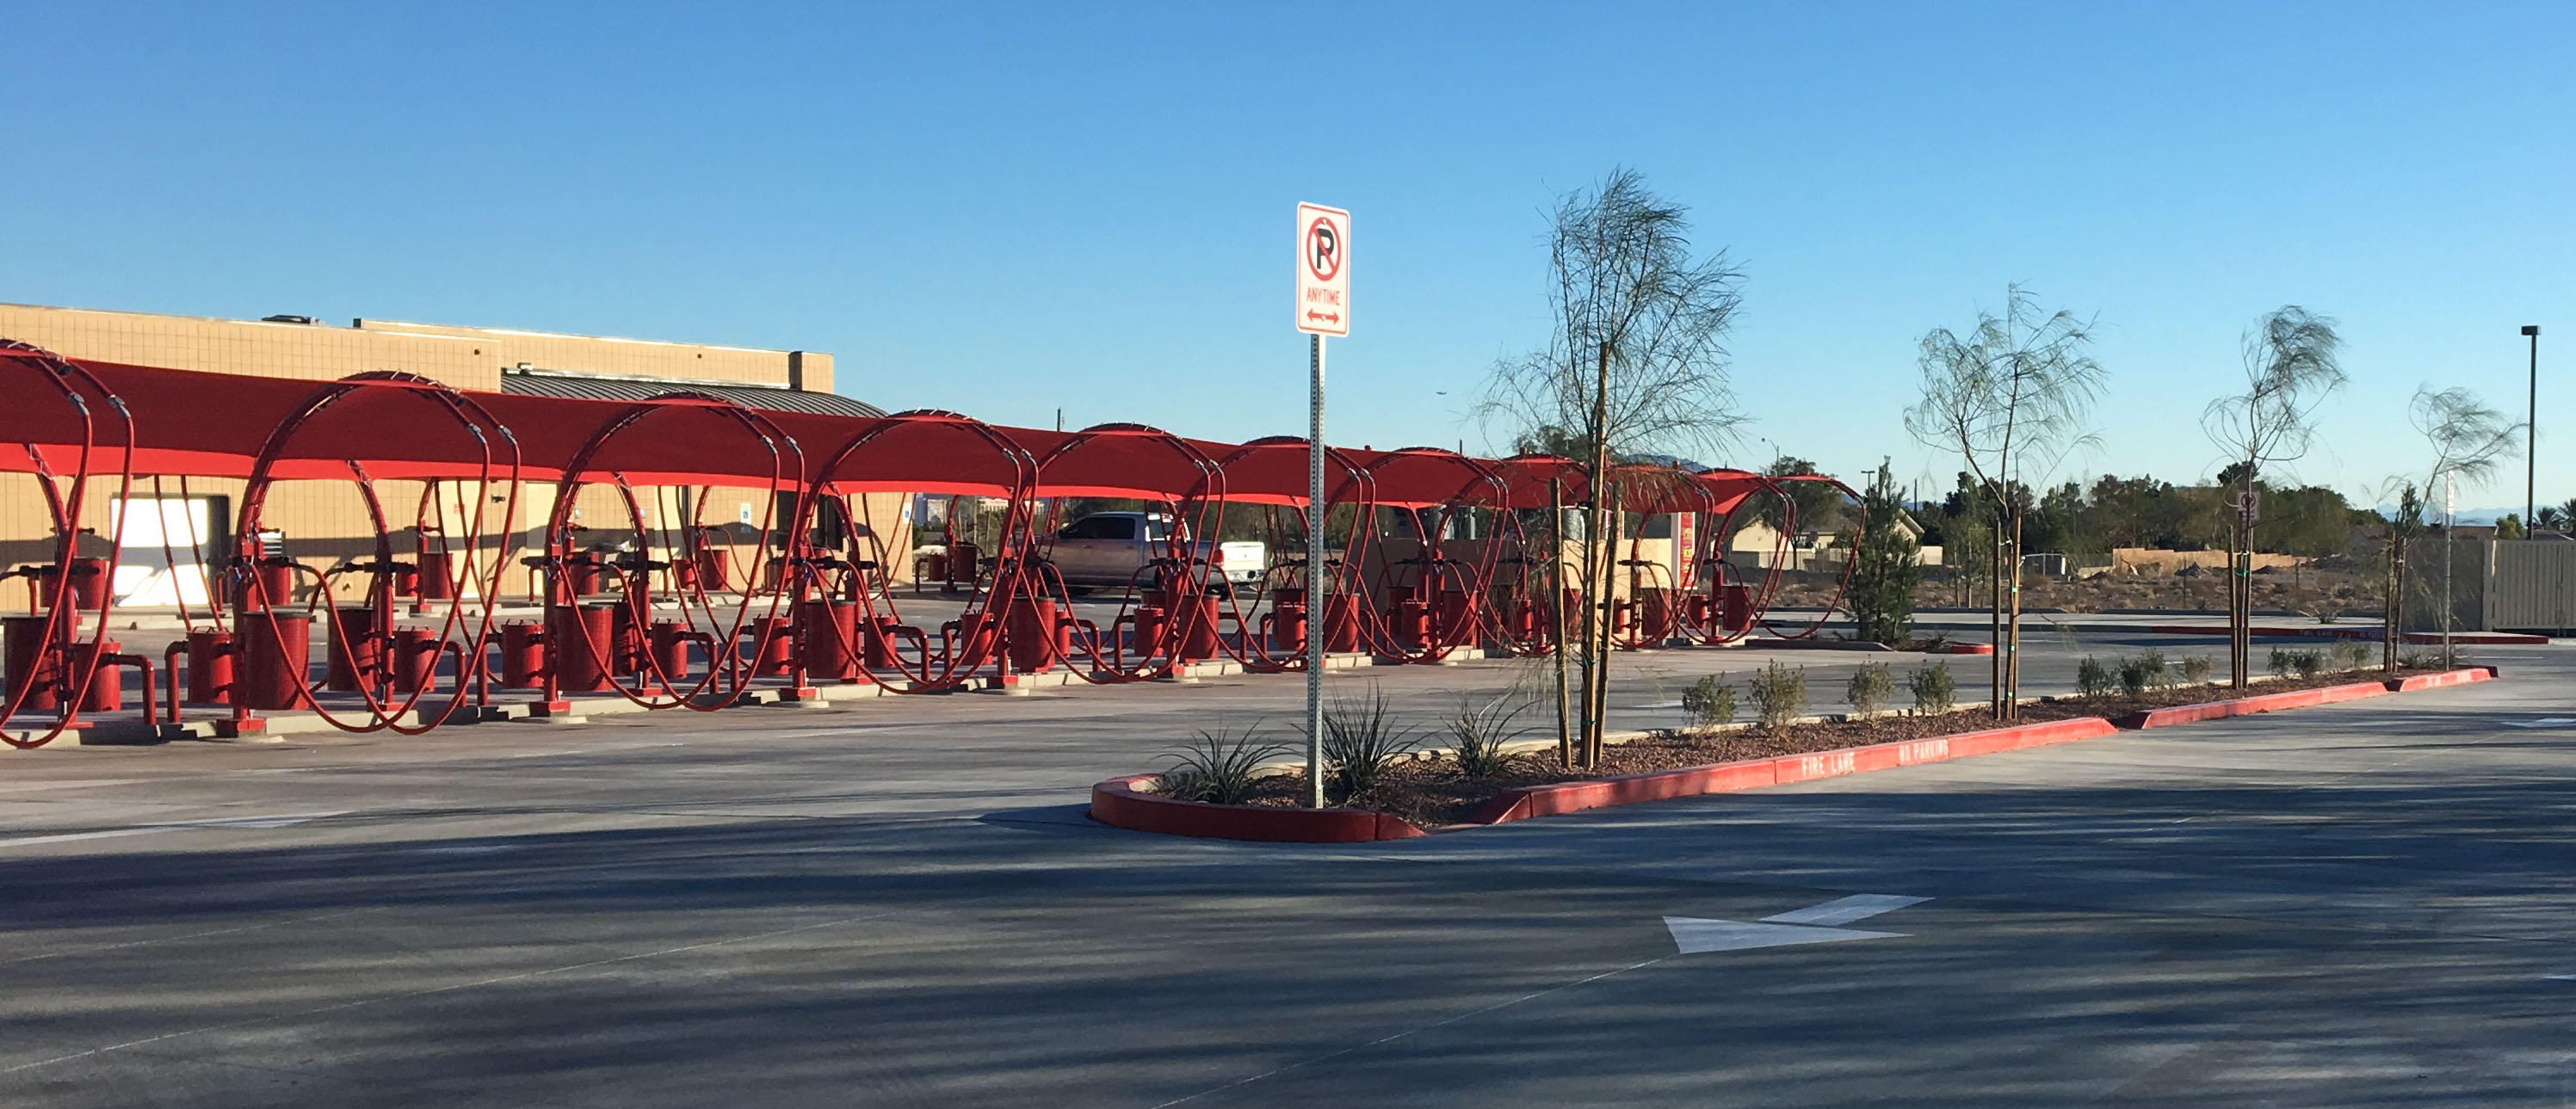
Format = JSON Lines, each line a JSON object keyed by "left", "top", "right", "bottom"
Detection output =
{"left": 1764, "top": 558, "right": 2382, "bottom": 619}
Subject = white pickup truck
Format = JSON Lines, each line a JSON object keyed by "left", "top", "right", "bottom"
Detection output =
{"left": 1043, "top": 511, "right": 1266, "bottom": 595}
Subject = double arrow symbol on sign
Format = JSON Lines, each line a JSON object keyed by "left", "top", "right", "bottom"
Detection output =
{"left": 1305, "top": 311, "right": 1342, "bottom": 324}
{"left": 1664, "top": 894, "right": 1930, "bottom": 954}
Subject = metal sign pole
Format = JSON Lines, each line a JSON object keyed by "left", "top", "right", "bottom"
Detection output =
{"left": 2443, "top": 470, "right": 2456, "bottom": 668}
{"left": 1292, "top": 200, "right": 1347, "bottom": 808}
{"left": 1306, "top": 332, "right": 1327, "bottom": 809}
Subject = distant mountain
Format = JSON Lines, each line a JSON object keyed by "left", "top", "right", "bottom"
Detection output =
{"left": 2367, "top": 506, "right": 2531, "bottom": 526}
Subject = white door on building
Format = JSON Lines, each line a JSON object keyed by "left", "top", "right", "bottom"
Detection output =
{"left": 109, "top": 497, "right": 216, "bottom": 607}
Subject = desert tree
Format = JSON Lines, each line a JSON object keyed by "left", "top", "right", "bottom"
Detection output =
{"left": 2384, "top": 385, "right": 2521, "bottom": 667}
{"left": 1846, "top": 458, "right": 1922, "bottom": 646}
{"left": 2202, "top": 307, "right": 2345, "bottom": 687}
{"left": 1478, "top": 169, "right": 1745, "bottom": 767}
{"left": 1904, "top": 285, "right": 2104, "bottom": 718}
{"left": 1750, "top": 455, "right": 1843, "bottom": 538}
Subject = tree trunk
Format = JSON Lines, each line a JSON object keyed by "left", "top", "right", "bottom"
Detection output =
{"left": 1989, "top": 516, "right": 2005, "bottom": 718}
{"left": 1582, "top": 341, "right": 1614, "bottom": 767}
{"left": 1550, "top": 477, "right": 1572, "bottom": 766}
{"left": 2005, "top": 508, "right": 2023, "bottom": 719}
{"left": 1588, "top": 490, "right": 1618, "bottom": 767}
{"left": 2383, "top": 536, "right": 2401, "bottom": 674}
{"left": 2228, "top": 511, "right": 2244, "bottom": 689}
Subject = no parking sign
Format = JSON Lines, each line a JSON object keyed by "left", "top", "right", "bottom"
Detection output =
{"left": 1294, "top": 202, "right": 1349, "bottom": 336}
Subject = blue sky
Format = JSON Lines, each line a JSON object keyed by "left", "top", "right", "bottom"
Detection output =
{"left": 6, "top": 2, "right": 2570, "bottom": 511}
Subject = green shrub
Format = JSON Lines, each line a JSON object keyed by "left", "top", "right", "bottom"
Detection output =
{"left": 1749, "top": 661, "right": 1808, "bottom": 730}
{"left": 1908, "top": 662, "right": 1955, "bottom": 713}
{"left": 2329, "top": 639, "right": 2371, "bottom": 671}
{"left": 1155, "top": 724, "right": 1288, "bottom": 805}
{"left": 1681, "top": 675, "right": 1737, "bottom": 731}
{"left": 2076, "top": 655, "right": 2116, "bottom": 697}
{"left": 1845, "top": 661, "right": 1894, "bottom": 715}
{"left": 1444, "top": 692, "right": 1530, "bottom": 777}
{"left": 2399, "top": 649, "right": 2433, "bottom": 670}
{"left": 2271, "top": 646, "right": 2326, "bottom": 679}
{"left": 1322, "top": 686, "right": 1424, "bottom": 803}
{"left": 2179, "top": 654, "right": 2214, "bottom": 684}
{"left": 2115, "top": 656, "right": 2152, "bottom": 696}
{"left": 2134, "top": 647, "right": 2168, "bottom": 690}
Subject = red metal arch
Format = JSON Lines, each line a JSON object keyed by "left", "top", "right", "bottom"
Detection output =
{"left": 1015, "top": 424, "right": 1232, "bottom": 681}
{"left": 230, "top": 373, "right": 523, "bottom": 735}
{"left": 1354, "top": 447, "right": 1506, "bottom": 662}
{"left": 0, "top": 342, "right": 138, "bottom": 748}
{"left": 540, "top": 392, "right": 802, "bottom": 712}
{"left": 808, "top": 410, "right": 1041, "bottom": 692}
{"left": 1211, "top": 436, "right": 1375, "bottom": 668}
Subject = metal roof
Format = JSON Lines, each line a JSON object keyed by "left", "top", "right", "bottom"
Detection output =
{"left": 500, "top": 371, "right": 886, "bottom": 418}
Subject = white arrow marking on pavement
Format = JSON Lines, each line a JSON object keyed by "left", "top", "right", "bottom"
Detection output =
{"left": 145, "top": 810, "right": 349, "bottom": 830}
{"left": 1760, "top": 893, "right": 1931, "bottom": 927}
{"left": 1664, "top": 916, "right": 1905, "bottom": 954}
{"left": 1665, "top": 894, "right": 1930, "bottom": 954}
{"left": 0, "top": 810, "right": 350, "bottom": 850}
{"left": 2504, "top": 718, "right": 2576, "bottom": 729}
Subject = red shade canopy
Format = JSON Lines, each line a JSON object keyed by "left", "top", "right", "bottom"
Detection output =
{"left": 1357, "top": 447, "right": 1502, "bottom": 509}
{"left": 1012, "top": 424, "right": 1218, "bottom": 501}
{"left": 1212, "top": 436, "right": 1368, "bottom": 508}
{"left": 1, "top": 352, "right": 1847, "bottom": 516}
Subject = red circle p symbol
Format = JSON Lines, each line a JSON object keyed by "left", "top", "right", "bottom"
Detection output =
{"left": 1306, "top": 218, "right": 1341, "bottom": 281}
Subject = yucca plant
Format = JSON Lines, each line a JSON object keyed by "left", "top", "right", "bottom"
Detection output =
{"left": 1323, "top": 685, "right": 1424, "bottom": 803}
{"left": 1444, "top": 690, "right": 1533, "bottom": 777}
{"left": 1154, "top": 724, "right": 1288, "bottom": 805}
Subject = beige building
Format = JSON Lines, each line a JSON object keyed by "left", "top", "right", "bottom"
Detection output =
{"left": 0, "top": 302, "right": 905, "bottom": 609}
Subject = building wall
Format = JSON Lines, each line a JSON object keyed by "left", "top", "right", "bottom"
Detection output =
{"left": 0, "top": 303, "right": 881, "bottom": 607}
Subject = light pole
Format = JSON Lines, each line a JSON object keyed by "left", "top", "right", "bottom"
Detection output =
{"left": 2523, "top": 325, "right": 2540, "bottom": 533}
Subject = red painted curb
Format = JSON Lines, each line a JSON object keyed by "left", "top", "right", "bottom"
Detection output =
{"left": 1461, "top": 716, "right": 2117, "bottom": 826}
{"left": 2116, "top": 680, "right": 2389, "bottom": 729}
{"left": 2147, "top": 625, "right": 2547, "bottom": 645}
{"left": 1946, "top": 643, "right": 1996, "bottom": 655}
{"left": 2388, "top": 665, "right": 2499, "bottom": 692}
{"left": 1087, "top": 774, "right": 1426, "bottom": 842}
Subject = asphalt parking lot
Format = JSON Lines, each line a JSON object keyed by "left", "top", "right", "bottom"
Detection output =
{"left": 0, "top": 630, "right": 2567, "bottom": 1106}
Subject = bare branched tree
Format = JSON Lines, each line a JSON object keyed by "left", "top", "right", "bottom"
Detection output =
{"left": 2382, "top": 385, "right": 2522, "bottom": 666}
{"left": 1903, "top": 285, "right": 2105, "bottom": 718}
{"left": 1477, "top": 169, "right": 1745, "bottom": 766}
{"left": 2202, "top": 306, "right": 2345, "bottom": 687}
